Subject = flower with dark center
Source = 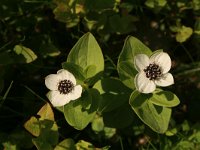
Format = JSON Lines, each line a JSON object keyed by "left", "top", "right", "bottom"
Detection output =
{"left": 45, "top": 69, "right": 82, "bottom": 107}
{"left": 134, "top": 51, "right": 174, "bottom": 93}
{"left": 143, "top": 63, "right": 162, "bottom": 80}
{"left": 58, "top": 80, "right": 74, "bottom": 94}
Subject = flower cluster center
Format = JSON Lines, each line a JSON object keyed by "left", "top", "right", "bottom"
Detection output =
{"left": 58, "top": 80, "right": 74, "bottom": 94}
{"left": 143, "top": 63, "right": 162, "bottom": 80}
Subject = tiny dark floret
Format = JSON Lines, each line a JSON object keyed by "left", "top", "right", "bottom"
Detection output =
{"left": 58, "top": 80, "right": 74, "bottom": 94}
{"left": 143, "top": 63, "right": 162, "bottom": 80}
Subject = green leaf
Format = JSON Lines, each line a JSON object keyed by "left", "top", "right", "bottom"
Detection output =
{"left": 2, "top": 142, "right": 17, "bottom": 150}
{"left": 14, "top": 45, "right": 37, "bottom": 63}
{"left": 182, "top": 120, "right": 190, "bottom": 131}
{"left": 93, "top": 78, "right": 131, "bottom": 112}
{"left": 62, "top": 62, "right": 85, "bottom": 82}
{"left": 103, "top": 102, "right": 135, "bottom": 128}
{"left": 84, "top": 71, "right": 103, "bottom": 86}
{"left": 67, "top": 32, "right": 104, "bottom": 79}
{"left": 129, "top": 90, "right": 171, "bottom": 133}
{"left": 24, "top": 116, "right": 40, "bottom": 137}
{"left": 54, "top": 139, "right": 76, "bottom": 150}
{"left": 24, "top": 103, "right": 56, "bottom": 136}
{"left": 33, "top": 138, "right": 53, "bottom": 150}
{"left": 149, "top": 90, "right": 180, "bottom": 107}
{"left": 32, "top": 120, "right": 59, "bottom": 149}
{"left": 103, "top": 127, "right": 116, "bottom": 139}
{"left": 53, "top": 0, "right": 83, "bottom": 28}
{"left": 173, "top": 141, "right": 194, "bottom": 150}
{"left": 192, "top": 0, "right": 200, "bottom": 11}
{"left": 91, "top": 116, "right": 104, "bottom": 132}
{"left": 176, "top": 26, "right": 193, "bottom": 43}
{"left": 64, "top": 89, "right": 99, "bottom": 130}
{"left": 75, "top": 140, "right": 95, "bottom": 150}
{"left": 165, "top": 128, "right": 178, "bottom": 136}
{"left": 145, "top": 0, "right": 167, "bottom": 8}
{"left": 117, "top": 36, "right": 152, "bottom": 89}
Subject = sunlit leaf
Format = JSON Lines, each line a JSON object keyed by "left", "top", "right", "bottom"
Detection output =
{"left": 54, "top": 139, "right": 76, "bottom": 150}
{"left": 67, "top": 32, "right": 104, "bottom": 79}
{"left": 149, "top": 90, "right": 180, "bottom": 107}
{"left": 176, "top": 26, "right": 193, "bottom": 43}
{"left": 75, "top": 140, "right": 95, "bottom": 150}
{"left": 64, "top": 89, "right": 99, "bottom": 130}
{"left": 14, "top": 45, "right": 37, "bottom": 63}
{"left": 91, "top": 115, "right": 104, "bottom": 132}
{"left": 129, "top": 90, "right": 171, "bottom": 133}
{"left": 145, "top": 0, "right": 167, "bottom": 8}
{"left": 24, "top": 103, "right": 57, "bottom": 136}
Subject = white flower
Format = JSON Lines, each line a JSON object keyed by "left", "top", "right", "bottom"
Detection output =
{"left": 45, "top": 69, "right": 82, "bottom": 107}
{"left": 134, "top": 51, "right": 174, "bottom": 94}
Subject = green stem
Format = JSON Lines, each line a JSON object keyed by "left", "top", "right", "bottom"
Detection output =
{"left": 119, "top": 137, "right": 124, "bottom": 150}
{"left": 0, "top": 81, "right": 13, "bottom": 108}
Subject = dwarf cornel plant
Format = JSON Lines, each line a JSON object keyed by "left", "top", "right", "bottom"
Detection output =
{"left": 23, "top": 32, "right": 180, "bottom": 149}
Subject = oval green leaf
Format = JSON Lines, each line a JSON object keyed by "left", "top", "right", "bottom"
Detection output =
{"left": 67, "top": 32, "right": 104, "bottom": 79}
{"left": 14, "top": 45, "right": 37, "bottom": 63}
{"left": 129, "top": 90, "right": 171, "bottom": 133}
{"left": 64, "top": 89, "right": 99, "bottom": 130}
{"left": 62, "top": 62, "right": 85, "bottom": 82}
{"left": 149, "top": 90, "right": 180, "bottom": 107}
{"left": 54, "top": 139, "right": 76, "bottom": 150}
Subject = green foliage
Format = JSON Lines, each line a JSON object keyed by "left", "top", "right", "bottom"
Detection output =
{"left": 24, "top": 103, "right": 59, "bottom": 149}
{"left": 145, "top": 0, "right": 167, "bottom": 9}
{"left": 130, "top": 90, "right": 172, "bottom": 133}
{"left": 53, "top": 0, "right": 136, "bottom": 38}
{"left": 117, "top": 36, "right": 152, "bottom": 89}
{"left": 149, "top": 89, "right": 180, "bottom": 107}
{"left": 170, "top": 25, "right": 194, "bottom": 43}
{"left": 93, "top": 78, "right": 131, "bottom": 112}
{"left": 14, "top": 45, "right": 37, "bottom": 63}
{"left": 54, "top": 139, "right": 76, "bottom": 150}
{"left": 67, "top": 32, "right": 104, "bottom": 80}
{"left": 64, "top": 89, "right": 99, "bottom": 130}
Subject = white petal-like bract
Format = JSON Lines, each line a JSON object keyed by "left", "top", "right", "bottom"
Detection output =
{"left": 45, "top": 74, "right": 60, "bottom": 90}
{"left": 68, "top": 85, "right": 82, "bottom": 100}
{"left": 57, "top": 69, "right": 76, "bottom": 84}
{"left": 150, "top": 52, "right": 171, "bottom": 74}
{"left": 47, "top": 91, "right": 71, "bottom": 107}
{"left": 135, "top": 72, "right": 156, "bottom": 93}
{"left": 134, "top": 54, "right": 150, "bottom": 71}
{"left": 155, "top": 73, "right": 174, "bottom": 87}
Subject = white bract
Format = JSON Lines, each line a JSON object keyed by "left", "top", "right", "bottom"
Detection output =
{"left": 45, "top": 69, "right": 82, "bottom": 107}
{"left": 134, "top": 51, "right": 174, "bottom": 94}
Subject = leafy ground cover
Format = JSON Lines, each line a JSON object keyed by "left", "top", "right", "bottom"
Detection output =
{"left": 0, "top": 0, "right": 200, "bottom": 149}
